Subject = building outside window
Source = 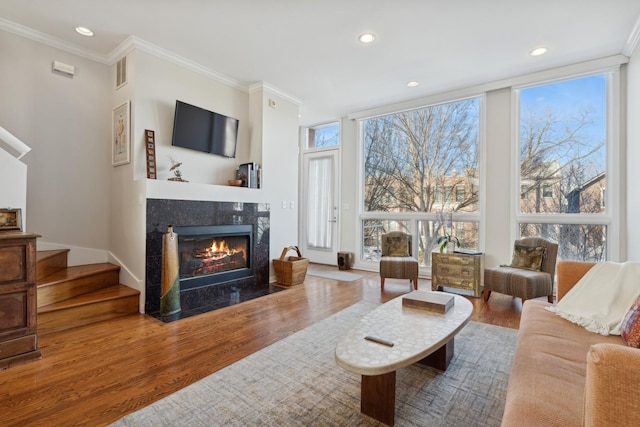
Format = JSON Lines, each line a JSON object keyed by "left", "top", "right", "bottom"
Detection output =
{"left": 360, "top": 97, "right": 480, "bottom": 266}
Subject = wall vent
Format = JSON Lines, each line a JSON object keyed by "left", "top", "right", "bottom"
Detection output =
{"left": 116, "top": 56, "right": 127, "bottom": 89}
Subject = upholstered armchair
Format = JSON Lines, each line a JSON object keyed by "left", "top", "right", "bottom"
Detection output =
{"left": 483, "top": 237, "right": 558, "bottom": 303}
{"left": 379, "top": 231, "right": 419, "bottom": 290}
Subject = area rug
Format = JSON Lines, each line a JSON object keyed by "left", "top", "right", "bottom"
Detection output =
{"left": 306, "top": 265, "right": 366, "bottom": 282}
{"left": 112, "top": 301, "right": 517, "bottom": 426}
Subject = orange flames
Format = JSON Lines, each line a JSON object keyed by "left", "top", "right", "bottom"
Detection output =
{"left": 209, "top": 239, "right": 234, "bottom": 255}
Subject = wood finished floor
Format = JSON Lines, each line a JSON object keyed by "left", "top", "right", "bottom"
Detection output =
{"left": 0, "top": 267, "right": 532, "bottom": 427}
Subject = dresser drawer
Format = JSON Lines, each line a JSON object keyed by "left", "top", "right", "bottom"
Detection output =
{"left": 435, "top": 264, "right": 476, "bottom": 278}
{"left": 434, "top": 254, "right": 477, "bottom": 267}
{"left": 435, "top": 276, "right": 476, "bottom": 291}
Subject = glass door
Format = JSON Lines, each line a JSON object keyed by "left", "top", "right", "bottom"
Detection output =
{"left": 302, "top": 150, "right": 339, "bottom": 264}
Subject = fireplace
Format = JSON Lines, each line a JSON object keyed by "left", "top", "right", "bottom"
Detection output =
{"left": 175, "top": 225, "right": 253, "bottom": 290}
{"left": 146, "top": 199, "right": 275, "bottom": 321}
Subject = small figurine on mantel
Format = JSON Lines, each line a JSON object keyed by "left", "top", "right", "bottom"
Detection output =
{"left": 168, "top": 157, "right": 188, "bottom": 182}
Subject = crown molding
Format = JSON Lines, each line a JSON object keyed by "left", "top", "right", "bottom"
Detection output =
{"left": 623, "top": 14, "right": 640, "bottom": 56}
{"left": 121, "top": 36, "right": 247, "bottom": 92}
{"left": 0, "top": 18, "right": 302, "bottom": 103}
{"left": 0, "top": 18, "right": 109, "bottom": 64}
{"left": 248, "top": 81, "right": 302, "bottom": 105}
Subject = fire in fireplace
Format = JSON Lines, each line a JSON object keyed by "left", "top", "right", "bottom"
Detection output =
{"left": 174, "top": 225, "right": 253, "bottom": 290}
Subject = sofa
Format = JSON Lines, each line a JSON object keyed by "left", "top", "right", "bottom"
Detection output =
{"left": 501, "top": 261, "right": 640, "bottom": 427}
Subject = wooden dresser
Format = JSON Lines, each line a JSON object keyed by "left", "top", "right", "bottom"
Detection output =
{"left": 0, "top": 232, "right": 41, "bottom": 369}
{"left": 431, "top": 251, "right": 484, "bottom": 297}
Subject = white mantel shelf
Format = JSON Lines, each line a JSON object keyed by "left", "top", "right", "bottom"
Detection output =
{"left": 146, "top": 179, "right": 268, "bottom": 204}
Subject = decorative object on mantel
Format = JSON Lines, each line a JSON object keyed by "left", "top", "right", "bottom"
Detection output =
{"left": 112, "top": 100, "right": 130, "bottom": 166}
{"left": 168, "top": 157, "right": 188, "bottom": 182}
{"left": 145, "top": 129, "right": 157, "bottom": 179}
{"left": 0, "top": 208, "right": 22, "bottom": 232}
{"left": 160, "top": 225, "right": 181, "bottom": 317}
{"left": 237, "top": 162, "right": 261, "bottom": 188}
{"left": 227, "top": 179, "right": 242, "bottom": 186}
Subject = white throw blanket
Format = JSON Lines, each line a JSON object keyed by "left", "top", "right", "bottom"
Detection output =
{"left": 546, "top": 261, "right": 640, "bottom": 335}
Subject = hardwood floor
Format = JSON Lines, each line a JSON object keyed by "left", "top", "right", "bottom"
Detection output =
{"left": 0, "top": 268, "right": 529, "bottom": 426}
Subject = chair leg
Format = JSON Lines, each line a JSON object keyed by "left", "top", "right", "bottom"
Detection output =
{"left": 482, "top": 288, "right": 491, "bottom": 302}
{"left": 412, "top": 279, "right": 418, "bottom": 290}
{"left": 547, "top": 295, "right": 554, "bottom": 303}
{"left": 380, "top": 277, "right": 385, "bottom": 290}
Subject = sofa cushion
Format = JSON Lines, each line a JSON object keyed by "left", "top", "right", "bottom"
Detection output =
{"left": 621, "top": 296, "right": 640, "bottom": 348}
{"left": 502, "top": 300, "right": 623, "bottom": 427}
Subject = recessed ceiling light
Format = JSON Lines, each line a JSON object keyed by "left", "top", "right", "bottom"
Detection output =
{"left": 358, "top": 33, "right": 376, "bottom": 44}
{"left": 75, "top": 26, "right": 94, "bottom": 37}
{"left": 529, "top": 47, "right": 547, "bottom": 57}
{"left": 407, "top": 81, "right": 419, "bottom": 88}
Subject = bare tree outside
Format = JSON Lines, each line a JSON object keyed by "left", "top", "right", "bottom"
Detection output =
{"left": 362, "top": 99, "right": 480, "bottom": 263}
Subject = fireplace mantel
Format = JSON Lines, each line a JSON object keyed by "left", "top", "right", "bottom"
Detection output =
{"left": 146, "top": 179, "right": 267, "bottom": 205}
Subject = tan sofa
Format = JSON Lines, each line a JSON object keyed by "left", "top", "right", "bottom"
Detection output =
{"left": 501, "top": 261, "right": 640, "bottom": 427}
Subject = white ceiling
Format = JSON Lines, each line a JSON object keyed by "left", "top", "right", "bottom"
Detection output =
{"left": 1, "top": 0, "right": 639, "bottom": 126}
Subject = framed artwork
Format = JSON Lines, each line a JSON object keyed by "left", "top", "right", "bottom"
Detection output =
{"left": 112, "top": 101, "right": 130, "bottom": 166}
{"left": 145, "top": 129, "right": 157, "bottom": 179}
{"left": 0, "top": 208, "right": 22, "bottom": 231}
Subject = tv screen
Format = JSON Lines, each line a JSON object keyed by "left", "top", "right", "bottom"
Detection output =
{"left": 171, "top": 100, "right": 238, "bottom": 158}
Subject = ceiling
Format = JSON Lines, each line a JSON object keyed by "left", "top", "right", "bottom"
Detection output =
{"left": 1, "top": 0, "right": 639, "bottom": 126}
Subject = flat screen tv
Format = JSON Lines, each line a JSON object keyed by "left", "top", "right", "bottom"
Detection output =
{"left": 171, "top": 100, "right": 238, "bottom": 158}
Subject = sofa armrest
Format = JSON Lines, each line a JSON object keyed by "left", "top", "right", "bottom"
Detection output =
{"left": 584, "top": 343, "right": 640, "bottom": 427}
{"left": 556, "top": 261, "right": 596, "bottom": 301}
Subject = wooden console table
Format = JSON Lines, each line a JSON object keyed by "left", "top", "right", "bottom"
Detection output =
{"left": 0, "top": 232, "right": 41, "bottom": 369}
{"left": 431, "top": 252, "right": 484, "bottom": 297}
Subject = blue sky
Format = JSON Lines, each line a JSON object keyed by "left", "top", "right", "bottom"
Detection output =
{"left": 519, "top": 74, "right": 606, "bottom": 172}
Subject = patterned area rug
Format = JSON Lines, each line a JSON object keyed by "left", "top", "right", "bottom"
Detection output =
{"left": 112, "top": 301, "right": 517, "bottom": 426}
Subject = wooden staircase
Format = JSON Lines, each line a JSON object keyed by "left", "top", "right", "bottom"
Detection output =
{"left": 36, "top": 249, "right": 140, "bottom": 335}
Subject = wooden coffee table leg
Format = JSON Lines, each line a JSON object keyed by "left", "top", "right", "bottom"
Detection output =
{"left": 361, "top": 371, "right": 396, "bottom": 426}
{"left": 419, "top": 337, "right": 454, "bottom": 371}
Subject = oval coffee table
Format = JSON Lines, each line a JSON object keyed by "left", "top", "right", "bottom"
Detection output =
{"left": 335, "top": 291, "right": 473, "bottom": 426}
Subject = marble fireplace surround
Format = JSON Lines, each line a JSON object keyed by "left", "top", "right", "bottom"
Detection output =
{"left": 146, "top": 198, "right": 273, "bottom": 320}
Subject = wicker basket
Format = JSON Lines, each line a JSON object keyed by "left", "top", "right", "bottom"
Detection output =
{"left": 273, "top": 246, "right": 309, "bottom": 287}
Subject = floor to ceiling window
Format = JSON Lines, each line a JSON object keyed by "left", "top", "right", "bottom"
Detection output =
{"left": 359, "top": 97, "right": 481, "bottom": 268}
{"left": 516, "top": 73, "right": 613, "bottom": 261}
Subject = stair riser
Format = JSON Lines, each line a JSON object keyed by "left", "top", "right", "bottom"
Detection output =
{"left": 38, "top": 270, "right": 120, "bottom": 307}
{"left": 37, "top": 251, "right": 69, "bottom": 282}
{"left": 38, "top": 296, "right": 139, "bottom": 335}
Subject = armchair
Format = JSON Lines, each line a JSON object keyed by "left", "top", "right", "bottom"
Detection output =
{"left": 379, "top": 232, "right": 419, "bottom": 290}
{"left": 483, "top": 237, "right": 558, "bottom": 303}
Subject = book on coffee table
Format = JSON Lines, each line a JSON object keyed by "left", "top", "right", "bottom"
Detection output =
{"left": 402, "top": 291, "right": 454, "bottom": 313}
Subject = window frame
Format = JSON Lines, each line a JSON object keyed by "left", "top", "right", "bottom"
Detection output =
{"left": 512, "top": 69, "right": 622, "bottom": 261}
{"left": 356, "top": 94, "right": 484, "bottom": 273}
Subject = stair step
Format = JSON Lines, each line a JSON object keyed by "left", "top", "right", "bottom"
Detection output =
{"left": 38, "top": 285, "right": 140, "bottom": 335}
{"left": 36, "top": 249, "right": 70, "bottom": 281}
{"left": 37, "top": 263, "right": 120, "bottom": 307}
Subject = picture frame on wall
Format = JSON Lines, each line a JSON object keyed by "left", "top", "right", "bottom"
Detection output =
{"left": 112, "top": 101, "right": 130, "bottom": 166}
{"left": 145, "top": 129, "right": 157, "bottom": 179}
{"left": 0, "top": 208, "right": 22, "bottom": 232}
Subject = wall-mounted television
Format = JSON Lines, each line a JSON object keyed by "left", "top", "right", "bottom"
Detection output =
{"left": 171, "top": 100, "right": 238, "bottom": 158}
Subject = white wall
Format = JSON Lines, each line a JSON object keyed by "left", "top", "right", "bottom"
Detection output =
{"left": 1, "top": 31, "right": 300, "bottom": 312}
{"left": 627, "top": 46, "right": 640, "bottom": 260}
{"left": 108, "top": 50, "right": 300, "bottom": 309}
{"left": 0, "top": 30, "right": 111, "bottom": 261}
{"left": 483, "top": 88, "right": 514, "bottom": 267}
